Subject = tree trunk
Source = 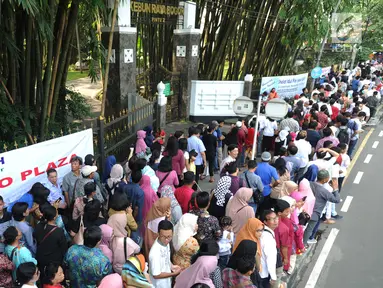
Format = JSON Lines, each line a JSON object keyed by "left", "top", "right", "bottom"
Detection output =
{"left": 40, "top": 0, "right": 56, "bottom": 139}
{"left": 75, "top": 22, "right": 82, "bottom": 73}
{"left": 46, "top": 3, "right": 67, "bottom": 131}
{"left": 100, "top": 0, "right": 120, "bottom": 118}
{"left": 24, "top": 15, "right": 33, "bottom": 127}
{"left": 51, "top": 0, "right": 80, "bottom": 122}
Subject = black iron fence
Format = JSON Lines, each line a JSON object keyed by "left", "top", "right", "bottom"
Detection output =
{"left": 95, "top": 100, "right": 156, "bottom": 170}
{"left": 2, "top": 100, "right": 157, "bottom": 174}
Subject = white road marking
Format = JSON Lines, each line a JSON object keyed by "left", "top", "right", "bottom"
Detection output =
{"left": 379, "top": 131, "right": 383, "bottom": 137}
{"left": 341, "top": 196, "right": 353, "bottom": 212}
{"left": 305, "top": 228, "right": 339, "bottom": 288}
{"left": 364, "top": 154, "right": 373, "bottom": 164}
{"left": 372, "top": 141, "right": 379, "bottom": 148}
{"left": 353, "top": 172, "right": 364, "bottom": 184}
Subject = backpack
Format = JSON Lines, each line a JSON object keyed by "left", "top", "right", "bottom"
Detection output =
{"left": 338, "top": 128, "right": 350, "bottom": 144}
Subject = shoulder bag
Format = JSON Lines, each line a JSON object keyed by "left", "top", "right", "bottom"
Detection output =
{"left": 263, "top": 229, "right": 283, "bottom": 268}
{"left": 160, "top": 172, "right": 171, "bottom": 185}
{"left": 244, "top": 172, "right": 264, "bottom": 204}
{"left": 40, "top": 226, "right": 58, "bottom": 244}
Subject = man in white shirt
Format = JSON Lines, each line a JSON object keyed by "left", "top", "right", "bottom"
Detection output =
{"left": 260, "top": 210, "right": 280, "bottom": 288}
{"left": 309, "top": 147, "right": 339, "bottom": 178}
{"left": 44, "top": 168, "right": 66, "bottom": 209}
{"left": 149, "top": 220, "right": 181, "bottom": 288}
{"left": 360, "top": 99, "right": 371, "bottom": 121}
{"left": 294, "top": 131, "right": 312, "bottom": 179}
{"left": 220, "top": 144, "right": 238, "bottom": 173}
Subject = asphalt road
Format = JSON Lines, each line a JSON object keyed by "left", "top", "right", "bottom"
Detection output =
{"left": 296, "top": 122, "right": 383, "bottom": 288}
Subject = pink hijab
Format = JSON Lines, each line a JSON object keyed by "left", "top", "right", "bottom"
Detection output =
{"left": 298, "top": 179, "right": 315, "bottom": 216}
{"left": 174, "top": 256, "right": 218, "bottom": 288}
{"left": 140, "top": 175, "right": 158, "bottom": 221}
{"left": 135, "top": 130, "right": 147, "bottom": 154}
{"left": 99, "top": 224, "right": 113, "bottom": 263}
{"left": 98, "top": 273, "right": 123, "bottom": 288}
{"left": 225, "top": 187, "right": 255, "bottom": 235}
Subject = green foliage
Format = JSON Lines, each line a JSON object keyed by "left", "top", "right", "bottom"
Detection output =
{"left": 65, "top": 89, "right": 92, "bottom": 120}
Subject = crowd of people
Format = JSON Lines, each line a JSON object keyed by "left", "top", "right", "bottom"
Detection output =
{"left": 0, "top": 63, "right": 381, "bottom": 288}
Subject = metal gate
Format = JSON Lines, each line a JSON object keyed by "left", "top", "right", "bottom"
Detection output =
{"left": 137, "top": 64, "right": 184, "bottom": 123}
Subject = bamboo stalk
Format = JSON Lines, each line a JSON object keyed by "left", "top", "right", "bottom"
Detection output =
{"left": 100, "top": 0, "right": 120, "bottom": 118}
{"left": 0, "top": 79, "right": 35, "bottom": 144}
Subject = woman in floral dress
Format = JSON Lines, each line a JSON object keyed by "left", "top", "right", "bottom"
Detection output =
{"left": 172, "top": 213, "right": 199, "bottom": 269}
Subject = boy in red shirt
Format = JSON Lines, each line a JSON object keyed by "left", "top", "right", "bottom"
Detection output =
{"left": 174, "top": 171, "right": 195, "bottom": 213}
{"left": 274, "top": 199, "right": 294, "bottom": 273}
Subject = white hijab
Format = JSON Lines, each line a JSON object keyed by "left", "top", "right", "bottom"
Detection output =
{"left": 173, "top": 213, "right": 198, "bottom": 251}
{"left": 106, "top": 164, "right": 124, "bottom": 194}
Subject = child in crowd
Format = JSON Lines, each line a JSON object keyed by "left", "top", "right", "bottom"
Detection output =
{"left": 188, "top": 150, "right": 198, "bottom": 175}
{"left": 217, "top": 216, "right": 234, "bottom": 271}
{"left": 338, "top": 143, "right": 351, "bottom": 193}
{"left": 289, "top": 192, "right": 307, "bottom": 255}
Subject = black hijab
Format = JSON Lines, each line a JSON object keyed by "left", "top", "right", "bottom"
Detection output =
{"left": 227, "top": 239, "right": 257, "bottom": 269}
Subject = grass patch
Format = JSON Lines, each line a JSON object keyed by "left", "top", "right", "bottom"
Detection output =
{"left": 67, "top": 71, "right": 88, "bottom": 81}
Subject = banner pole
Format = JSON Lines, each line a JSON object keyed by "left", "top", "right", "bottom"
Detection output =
{"left": 251, "top": 95, "right": 262, "bottom": 160}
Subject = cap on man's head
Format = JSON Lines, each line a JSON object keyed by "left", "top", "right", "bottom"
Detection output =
{"left": 261, "top": 151, "right": 271, "bottom": 162}
{"left": 236, "top": 121, "right": 242, "bottom": 128}
{"left": 81, "top": 165, "right": 97, "bottom": 177}
{"left": 84, "top": 154, "right": 95, "bottom": 166}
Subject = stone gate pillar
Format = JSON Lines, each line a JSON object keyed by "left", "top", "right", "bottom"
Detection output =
{"left": 173, "top": 1, "right": 201, "bottom": 120}
{"left": 102, "top": 0, "right": 137, "bottom": 117}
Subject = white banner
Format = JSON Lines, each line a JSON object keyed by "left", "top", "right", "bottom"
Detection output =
{"left": 0, "top": 129, "right": 94, "bottom": 204}
{"left": 321, "top": 66, "right": 331, "bottom": 77}
{"left": 260, "top": 73, "right": 309, "bottom": 99}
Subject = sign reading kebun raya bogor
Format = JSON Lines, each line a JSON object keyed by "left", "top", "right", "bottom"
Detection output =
{"left": 131, "top": 0, "right": 184, "bottom": 24}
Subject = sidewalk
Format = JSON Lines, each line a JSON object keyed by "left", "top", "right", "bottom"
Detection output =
{"left": 66, "top": 77, "right": 102, "bottom": 119}
{"left": 164, "top": 121, "right": 234, "bottom": 192}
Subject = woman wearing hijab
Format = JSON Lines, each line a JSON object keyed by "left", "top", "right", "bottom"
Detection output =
{"left": 159, "top": 185, "right": 182, "bottom": 225}
{"left": 233, "top": 218, "right": 264, "bottom": 273}
{"left": 227, "top": 239, "right": 257, "bottom": 269}
{"left": 274, "top": 129, "right": 290, "bottom": 154}
{"left": 144, "top": 126, "right": 155, "bottom": 148}
{"left": 299, "top": 180, "right": 316, "bottom": 217}
{"left": 99, "top": 224, "right": 113, "bottom": 263}
{"left": 173, "top": 213, "right": 199, "bottom": 269}
{"left": 135, "top": 130, "right": 148, "bottom": 157}
{"left": 298, "top": 165, "right": 318, "bottom": 217}
{"left": 103, "top": 155, "right": 117, "bottom": 183}
{"left": 300, "top": 164, "right": 318, "bottom": 182}
{"left": 271, "top": 158, "right": 292, "bottom": 199}
{"left": 106, "top": 164, "right": 127, "bottom": 196}
{"left": 139, "top": 175, "right": 158, "bottom": 222}
{"left": 174, "top": 240, "right": 219, "bottom": 288}
{"left": 111, "top": 234, "right": 141, "bottom": 275}
{"left": 225, "top": 188, "right": 255, "bottom": 235}
{"left": 208, "top": 176, "right": 233, "bottom": 219}
{"left": 143, "top": 198, "right": 171, "bottom": 260}
{"left": 226, "top": 239, "right": 259, "bottom": 286}
{"left": 98, "top": 273, "right": 123, "bottom": 288}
